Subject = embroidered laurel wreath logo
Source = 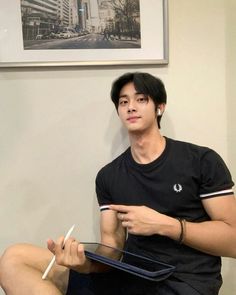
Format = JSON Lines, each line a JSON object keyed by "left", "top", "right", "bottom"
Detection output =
{"left": 173, "top": 184, "right": 183, "bottom": 193}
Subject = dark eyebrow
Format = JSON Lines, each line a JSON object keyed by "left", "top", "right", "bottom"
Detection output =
{"left": 118, "top": 94, "right": 128, "bottom": 99}
{"left": 135, "top": 92, "right": 148, "bottom": 97}
{"left": 119, "top": 92, "right": 145, "bottom": 99}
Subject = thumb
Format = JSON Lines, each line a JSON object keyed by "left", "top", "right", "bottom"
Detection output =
{"left": 47, "top": 239, "right": 55, "bottom": 254}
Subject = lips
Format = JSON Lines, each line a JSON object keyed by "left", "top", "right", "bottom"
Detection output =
{"left": 127, "top": 116, "right": 140, "bottom": 122}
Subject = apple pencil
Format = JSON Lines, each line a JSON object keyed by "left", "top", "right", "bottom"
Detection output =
{"left": 42, "top": 224, "right": 75, "bottom": 280}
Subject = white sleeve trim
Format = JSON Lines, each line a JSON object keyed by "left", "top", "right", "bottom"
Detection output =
{"left": 200, "top": 189, "right": 234, "bottom": 198}
{"left": 99, "top": 205, "right": 110, "bottom": 211}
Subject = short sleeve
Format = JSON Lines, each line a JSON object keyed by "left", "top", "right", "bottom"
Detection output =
{"left": 199, "top": 149, "right": 234, "bottom": 199}
{"left": 95, "top": 167, "right": 113, "bottom": 211}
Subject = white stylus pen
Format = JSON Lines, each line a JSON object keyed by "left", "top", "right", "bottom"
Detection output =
{"left": 42, "top": 224, "right": 75, "bottom": 280}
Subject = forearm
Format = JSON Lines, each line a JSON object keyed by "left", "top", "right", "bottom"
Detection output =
{"left": 160, "top": 217, "right": 236, "bottom": 258}
{"left": 71, "top": 242, "right": 121, "bottom": 274}
{"left": 87, "top": 237, "right": 125, "bottom": 273}
{"left": 183, "top": 220, "right": 236, "bottom": 257}
{"left": 83, "top": 209, "right": 126, "bottom": 273}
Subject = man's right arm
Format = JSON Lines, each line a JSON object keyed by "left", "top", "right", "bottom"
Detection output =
{"left": 50, "top": 208, "right": 126, "bottom": 273}
{"left": 89, "top": 208, "right": 126, "bottom": 272}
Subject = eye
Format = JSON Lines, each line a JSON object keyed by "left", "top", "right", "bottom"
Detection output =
{"left": 137, "top": 96, "right": 148, "bottom": 103}
{"left": 119, "top": 99, "right": 128, "bottom": 105}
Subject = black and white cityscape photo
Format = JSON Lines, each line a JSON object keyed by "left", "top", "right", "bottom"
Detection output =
{"left": 21, "top": 0, "right": 141, "bottom": 50}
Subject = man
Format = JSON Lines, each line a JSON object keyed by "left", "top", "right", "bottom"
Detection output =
{"left": 0, "top": 72, "right": 235, "bottom": 295}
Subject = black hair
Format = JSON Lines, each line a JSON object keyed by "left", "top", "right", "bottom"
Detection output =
{"left": 110, "top": 72, "right": 167, "bottom": 128}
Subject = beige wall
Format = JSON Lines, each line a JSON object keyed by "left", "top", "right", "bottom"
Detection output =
{"left": 0, "top": 1, "right": 235, "bottom": 294}
{"left": 223, "top": 0, "right": 236, "bottom": 293}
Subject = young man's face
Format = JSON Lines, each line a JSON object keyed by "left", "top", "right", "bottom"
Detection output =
{"left": 117, "top": 82, "right": 158, "bottom": 133}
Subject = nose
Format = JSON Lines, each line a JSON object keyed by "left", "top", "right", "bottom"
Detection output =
{"left": 127, "top": 100, "right": 136, "bottom": 113}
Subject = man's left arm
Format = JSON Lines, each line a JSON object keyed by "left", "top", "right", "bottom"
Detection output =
{"left": 110, "top": 194, "right": 236, "bottom": 258}
{"left": 183, "top": 194, "right": 236, "bottom": 258}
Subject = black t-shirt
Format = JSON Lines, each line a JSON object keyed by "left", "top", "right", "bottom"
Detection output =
{"left": 95, "top": 137, "right": 234, "bottom": 294}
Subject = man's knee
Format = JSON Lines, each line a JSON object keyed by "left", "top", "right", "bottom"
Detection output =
{"left": 1, "top": 244, "right": 20, "bottom": 268}
{"left": 0, "top": 243, "right": 47, "bottom": 280}
{"left": 1, "top": 243, "right": 32, "bottom": 263}
{"left": 0, "top": 244, "right": 28, "bottom": 276}
{"left": 0, "top": 244, "right": 69, "bottom": 293}
{"left": 0, "top": 244, "right": 23, "bottom": 289}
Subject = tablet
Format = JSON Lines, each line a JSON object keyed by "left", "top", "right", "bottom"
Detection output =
{"left": 82, "top": 242, "right": 175, "bottom": 281}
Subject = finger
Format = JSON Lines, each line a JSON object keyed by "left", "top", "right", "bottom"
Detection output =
{"left": 77, "top": 243, "right": 85, "bottom": 257}
{"left": 57, "top": 238, "right": 77, "bottom": 265}
{"left": 76, "top": 244, "right": 86, "bottom": 264}
{"left": 63, "top": 237, "right": 76, "bottom": 252}
{"left": 117, "top": 213, "right": 123, "bottom": 220}
{"left": 109, "top": 204, "right": 130, "bottom": 213}
{"left": 54, "top": 236, "right": 66, "bottom": 252}
{"left": 123, "top": 222, "right": 134, "bottom": 233}
{"left": 121, "top": 221, "right": 131, "bottom": 228}
{"left": 117, "top": 212, "right": 128, "bottom": 221}
{"left": 55, "top": 235, "right": 74, "bottom": 256}
{"left": 70, "top": 240, "right": 79, "bottom": 256}
{"left": 127, "top": 227, "right": 135, "bottom": 234}
{"left": 54, "top": 236, "right": 66, "bottom": 263}
{"left": 47, "top": 239, "right": 55, "bottom": 254}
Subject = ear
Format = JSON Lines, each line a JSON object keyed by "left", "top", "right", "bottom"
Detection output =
{"left": 157, "top": 103, "right": 166, "bottom": 116}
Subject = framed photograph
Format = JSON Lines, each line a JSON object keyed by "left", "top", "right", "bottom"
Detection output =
{"left": 0, "top": 0, "right": 168, "bottom": 68}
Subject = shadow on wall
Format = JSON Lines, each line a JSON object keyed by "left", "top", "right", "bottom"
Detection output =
{"left": 220, "top": 258, "right": 236, "bottom": 294}
{"left": 159, "top": 111, "right": 176, "bottom": 139}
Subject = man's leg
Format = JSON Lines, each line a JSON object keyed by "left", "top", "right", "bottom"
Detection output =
{"left": 158, "top": 278, "right": 201, "bottom": 295}
{"left": 0, "top": 243, "right": 69, "bottom": 295}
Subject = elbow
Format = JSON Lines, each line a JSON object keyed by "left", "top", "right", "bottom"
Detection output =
{"left": 224, "top": 234, "right": 236, "bottom": 258}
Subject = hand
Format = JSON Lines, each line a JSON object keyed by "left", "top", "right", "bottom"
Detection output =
{"left": 109, "top": 204, "right": 170, "bottom": 236}
{"left": 47, "top": 237, "right": 90, "bottom": 273}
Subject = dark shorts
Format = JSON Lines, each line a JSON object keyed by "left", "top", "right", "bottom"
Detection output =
{"left": 66, "top": 269, "right": 201, "bottom": 295}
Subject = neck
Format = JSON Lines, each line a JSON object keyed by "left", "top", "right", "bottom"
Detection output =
{"left": 129, "top": 127, "right": 166, "bottom": 164}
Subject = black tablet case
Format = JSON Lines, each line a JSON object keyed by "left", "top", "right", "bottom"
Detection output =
{"left": 82, "top": 242, "right": 175, "bottom": 281}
